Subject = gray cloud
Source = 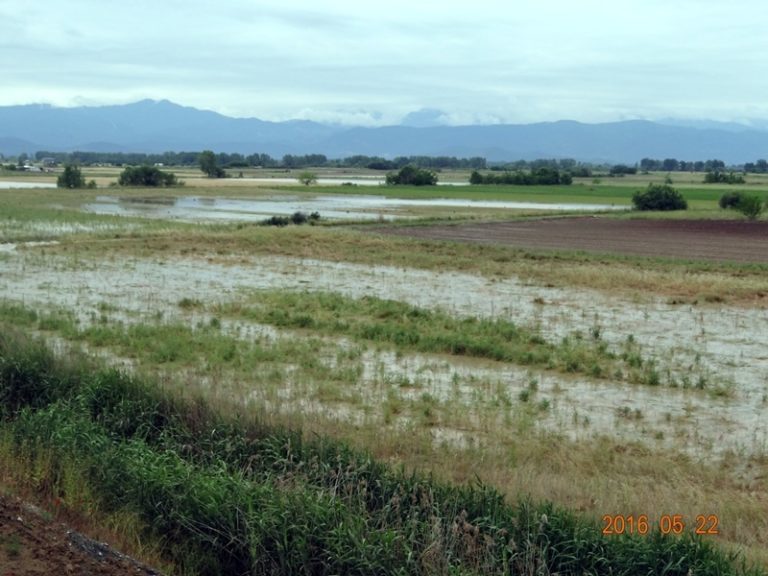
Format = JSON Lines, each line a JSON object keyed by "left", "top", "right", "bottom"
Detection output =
{"left": 1, "top": 0, "right": 767, "bottom": 124}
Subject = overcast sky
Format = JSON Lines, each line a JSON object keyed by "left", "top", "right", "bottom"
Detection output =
{"left": 1, "top": 0, "right": 766, "bottom": 126}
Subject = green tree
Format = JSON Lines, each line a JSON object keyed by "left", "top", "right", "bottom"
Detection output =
{"left": 199, "top": 150, "right": 225, "bottom": 178}
{"left": 297, "top": 171, "right": 317, "bottom": 186}
{"left": 56, "top": 164, "right": 86, "bottom": 189}
{"left": 469, "top": 170, "right": 484, "bottom": 185}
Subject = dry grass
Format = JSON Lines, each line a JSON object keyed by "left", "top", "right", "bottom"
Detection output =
{"left": 49, "top": 224, "right": 768, "bottom": 304}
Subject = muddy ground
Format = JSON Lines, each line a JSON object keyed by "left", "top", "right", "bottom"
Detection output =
{"left": 0, "top": 492, "right": 161, "bottom": 576}
{"left": 376, "top": 217, "right": 768, "bottom": 263}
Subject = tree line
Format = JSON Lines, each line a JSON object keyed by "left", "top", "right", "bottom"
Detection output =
{"left": 34, "top": 150, "right": 487, "bottom": 171}
{"left": 470, "top": 167, "right": 573, "bottom": 185}
{"left": 28, "top": 150, "right": 768, "bottom": 174}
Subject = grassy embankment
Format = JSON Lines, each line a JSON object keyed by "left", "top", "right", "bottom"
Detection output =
{"left": 0, "top": 329, "right": 762, "bottom": 576}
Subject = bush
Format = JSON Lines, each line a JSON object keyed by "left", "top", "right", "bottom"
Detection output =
{"left": 56, "top": 165, "right": 86, "bottom": 189}
{"left": 735, "top": 195, "right": 765, "bottom": 220}
{"left": 118, "top": 165, "right": 179, "bottom": 187}
{"left": 718, "top": 191, "right": 744, "bottom": 209}
{"left": 704, "top": 170, "right": 746, "bottom": 184}
{"left": 632, "top": 184, "right": 687, "bottom": 211}
{"left": 262, "top": 216, "right": 290, "bottom": 227}
{"left": 290, "top": 211, "right": 308, "bottom": 225}
{"left": 261, "top": 212, "right": 321, "bottom": 227}
{"left": 719, "top": 191, "right": 765, "bottom": 219}
{"left": 386, "top": 165, "right": 437, "bottom": 186}
{"left": 609, "top": 164, "right": 637, "bottom": 176}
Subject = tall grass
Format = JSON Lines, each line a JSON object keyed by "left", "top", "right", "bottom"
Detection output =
{"left": 0, "top": 329, "right": 759, "bottom": 576}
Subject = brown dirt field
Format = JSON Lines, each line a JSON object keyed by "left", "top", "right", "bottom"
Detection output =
{"left": 0, "top": 493, "right": 161, "bottom": 576}
{"left": 377, "top": 217, "right": 768, "bottom": 263}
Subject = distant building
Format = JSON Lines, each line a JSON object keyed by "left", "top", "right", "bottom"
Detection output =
{"left": 41, "top": 157, "right": 57, "bottom": 167}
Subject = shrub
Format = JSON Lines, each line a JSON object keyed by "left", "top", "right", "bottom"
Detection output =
{"left": 118, "top": 165, "right": 179, "bottom": 187}
{"left": 718, "top": 191, "right": 744, "bottom": 209}
{"left": 719, "top": 191, "right": 765, "bottom": 219}
{"left": 386, "top": 165, "right": 437, "bottom": 186}
{"left": 735, "top": 195, "right": 765, "bottom": 220}
{"left": 704, "top": 170, "right": 746, "bottom": 184}
{"left": 609, "top": 164, "right": 637, "bottom": 176}
{"left": 261, "top": 212, "right": 321, "bottom": 227}
{"left": 632, "top": 184, "right": 687, "bottom": 211}
{"left": 262, "top": 215, "right": 290, "bottom": 227}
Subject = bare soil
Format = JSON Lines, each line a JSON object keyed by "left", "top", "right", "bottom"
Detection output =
{"left": 0, "top": 493, "right": 161, "bottom": 576}
{"left": 376, "top": 217, "right": 768, "bottom": 263}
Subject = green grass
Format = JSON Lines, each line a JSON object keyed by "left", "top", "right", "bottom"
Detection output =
{"left": 0, "top": 329, "right": 760, "bottom": 576}
{"left": 215, "top": 289, "right": 709, "bottom": 388}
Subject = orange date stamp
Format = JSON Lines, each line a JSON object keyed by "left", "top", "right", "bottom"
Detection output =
{"left": 602, "top": 514, "right": 720, "bottom": 536}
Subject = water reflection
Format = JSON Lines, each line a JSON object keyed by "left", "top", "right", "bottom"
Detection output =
{"left": 84, "top": 194, "right": 626, "bottom": 222}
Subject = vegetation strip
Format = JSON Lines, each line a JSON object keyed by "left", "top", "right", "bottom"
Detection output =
{"left": 0, "top": 330, "right": 759, "bottom": 576}
{"left": 220, "top": 290, "right": 679, "bottom": 387}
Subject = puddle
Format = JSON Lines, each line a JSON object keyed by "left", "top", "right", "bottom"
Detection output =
{"left": 82, "top": 194, "right": 626, "bottom": 222}
{"left": 0, "top": 181, "right": 56, "bottom": 189}
{"left": 241, "top": 177, "right": 387, "bottom": 187}
{"left": 1, "top": 250, "right": 766, "bottom": 460}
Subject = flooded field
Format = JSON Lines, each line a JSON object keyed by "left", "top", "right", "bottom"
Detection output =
{"left": 3, "top": 180, "right": 768, "bottom": 564}
{"left": 2, "top": 246, "right": 765, "bottom": 460}
{"left": 82, "top": 194, "right": 626, "bottom": 221}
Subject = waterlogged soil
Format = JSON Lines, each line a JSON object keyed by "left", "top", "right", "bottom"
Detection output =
{"left": 0, "top": 220, "right": 141, "bottom": 242}
{"left": 82, "top": 194, "right": 625, "bottom": 222}
{"left": 377, "top": 217, "right": 768, "bottom": 263}
{"left": 2, "top": 247, "right": 767, "bottom": 459}
{"left": 0, "top": 492, "right": 162, "bottom": 575}
{"left": 0, "top": 181, "right": 56, "bottom": 189}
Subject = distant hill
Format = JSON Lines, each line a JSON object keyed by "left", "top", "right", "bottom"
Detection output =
{"left": 1, "top": 100, "right": 768, "bottom": 163}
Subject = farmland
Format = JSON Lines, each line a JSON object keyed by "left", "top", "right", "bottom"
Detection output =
{"left": 1, "top": 168, "right": 767, "bottom": 574}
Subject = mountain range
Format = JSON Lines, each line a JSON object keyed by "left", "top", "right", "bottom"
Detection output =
{"left": 1, "top": 99, "right": 767, "bottom": 164}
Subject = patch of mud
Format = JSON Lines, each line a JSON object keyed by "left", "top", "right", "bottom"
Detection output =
{"left": 0, "top": 492, "right": 163, "bottom": 575}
